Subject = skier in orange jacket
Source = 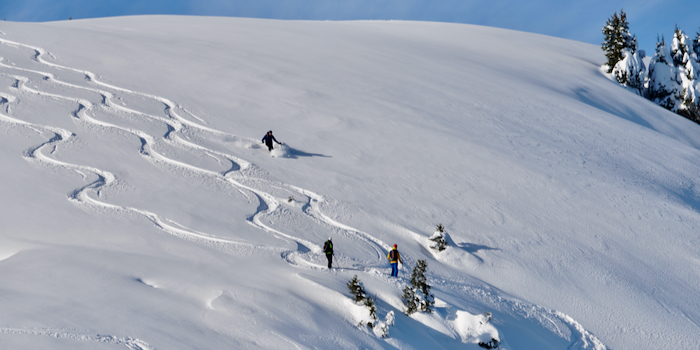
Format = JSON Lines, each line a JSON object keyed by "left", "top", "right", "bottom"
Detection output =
{"left": 387, "top": 244, "right": 402, "bottom": 277}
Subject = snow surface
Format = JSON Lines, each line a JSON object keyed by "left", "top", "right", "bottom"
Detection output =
{"left": 1, "top": 16, "right": 700, "bottom": 349}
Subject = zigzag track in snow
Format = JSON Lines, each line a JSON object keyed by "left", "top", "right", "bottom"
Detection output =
{"left": 0, "top": 49, "right": 260, "bottom": 253}
{"left": 0, "top": 86, "right": 256, "bottom": 252}
{"left": 0, "top": 37, "right": 389, "bottom": 270}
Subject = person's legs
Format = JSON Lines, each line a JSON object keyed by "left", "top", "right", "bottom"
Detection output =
{"left": 326, "top": 254, "right": 333, "bottom": 269}
{"left": 391, "top": 262, "right": 398, "bottom": 277}
{"left": 266, "top": 142, "right": 273, "bottom": 151}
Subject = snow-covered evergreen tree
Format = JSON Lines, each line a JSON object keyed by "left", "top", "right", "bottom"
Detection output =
{"left": 671, "top": 26, "right": 691, "bottom": 68}
{"left": 689, "top": 29, "right": 700, "bottom": 119}
{"left": 363, "top": 295, "right": 378, "bottom": 321}
{"left": 644, "top": 27, "right": 700, "bottom": 122}
{"left": 479, "top": 338, "right": 501, "bottom": 349}
{"left": 612, "top": 48, "right": 646, "bottom": 96}
{"left": 671, "top": 27, "right": 699, "bottom": 120}
{"left": 347, "top": 275, "right": 366, "bottom": 303}
{"left": 689, "top": 30, "right": 700, "bottom": 92}
{"left": 377, "top": 311, "right": 394, "bottom": 338}
{"left": 347, "top": 275, "right": 380, "bottom": 330}
{"left": 429, "top": 223, "right": 448, "bottom": 252}
{"left": 647, "top": 36, "right": 681, "bottom": 110}
{"left": 601, "top": 9, "right": 645, "bottom": 96}
{"left": 401, "top": 285, "right": 418, "bottom": 315}
{"left": 601, "top": 9, "right": 637, "bottom": 73}
{"left": 401, "top": 260, "right": 434, "bottom": 315}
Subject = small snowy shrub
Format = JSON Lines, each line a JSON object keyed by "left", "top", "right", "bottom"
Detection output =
{"left": 401, "top": 285, "right": 418, "bottom": 315}
{"left": 375, "top": 311, "right": 395, "bottom": 338}
{"left": 478, "top": 338, "right": 500, "bottom": 349}
{"left": 401, "top": 260, "right": 434, "bottom": 315}
{"left": 347, "top": 275, "right": 366, "bottom": 303}
{"left": 477, "top": 312, "right": 499, "bottom": 348}
{"left": 429, "top": 224, "right": 448, "bottom": 252}
{"left": 613, "top": 48, "right": 646, "bottom": 96}
{"left": 363, "top": 295, "right": 378, "bottom": 321}
{"left": 287, "top": 196, "right": 294, "bottom": 203}
{"left": 347, "top": 275, "right": 379, "bottom": 328}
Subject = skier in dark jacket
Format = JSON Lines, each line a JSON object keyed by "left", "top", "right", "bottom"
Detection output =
{"left": 262, "top": 130, "right": 281, "bottom": 152}
{"left": 323, "top": 238, "right": 334, "bottom": 269}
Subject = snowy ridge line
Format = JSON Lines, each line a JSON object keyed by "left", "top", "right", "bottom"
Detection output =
{"left": 2, "top": 37, "right": 385, "bottom": 268}
{"left": 0, "top": 328, "right": 155, "bottom": 350}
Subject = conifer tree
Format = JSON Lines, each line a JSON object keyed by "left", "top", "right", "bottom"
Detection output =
{"left": 401, "top": 285, "right": 418, "bottom": 315}
{"left": 401, "top": 260, "right": 434, "bottom": 315}
{"left": 363, "top": 295, "right": 377, "bottom": 321}
{"left": 647, "top": 36, "right": 677, "bottom": 110}
{"left": 670, "top": 27, "right": 700, "bottom": 120}
{"left": 347, "top": 275, "right": 366, "bottom": 303}
{"left": 429, "top": 223, "right": 448, "bottom": 252}
{"left": 601, "top": 9, "right": 637, "bottom": 73}
{"left": 347, "top": 275, "right": 380, "bottom": 327}
{"left": 378, "top": 311, "right": 395, "bottom": 338}
{"left": 688, "top": 29, "right": 700, "bottom": 80}
{"left": 601, "top": 12, "right": 621, "bottom": 72}
{"left": 689, "top": 29, "right": 700, "bottom": 118}
{"left": 671, "top": 25, "right": 690, "bottom": 68}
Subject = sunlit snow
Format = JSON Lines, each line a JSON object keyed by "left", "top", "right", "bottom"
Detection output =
{"left": 1, "top": 16, "right": 700, "bottom": 349}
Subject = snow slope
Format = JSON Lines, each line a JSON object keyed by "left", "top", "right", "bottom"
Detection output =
{"left": 1, "top": 16, "right": 700, "bottom": 349}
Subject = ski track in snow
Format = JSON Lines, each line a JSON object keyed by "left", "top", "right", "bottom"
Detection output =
{"left": 0, "top": 328, "right": 154, "bottom": 350}
{"left": 437, "top": 276, "right": 607, "bottom": 350}
{"left": 0, "top": 37, "right": 608, "bottom": 349}
{"left": 0, "top": 36, "right": 392, "bottom": 271}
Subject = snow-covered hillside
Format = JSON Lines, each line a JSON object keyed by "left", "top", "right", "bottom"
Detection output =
{"left": 1, "top": 16, "right": 700, "bottom": 350}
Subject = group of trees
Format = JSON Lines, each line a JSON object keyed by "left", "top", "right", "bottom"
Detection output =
{"left": 345, "top": 225, "right": 500, "bottom": 347}
{"left": 347, "top": 275, "right": 394, "bottom": 338}
{"left": 602, "top": 10, "right": 700, "bottom": 122}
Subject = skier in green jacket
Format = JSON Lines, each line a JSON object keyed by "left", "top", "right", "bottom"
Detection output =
{"left": 323, "top": 238, "right": 333, "bottom": 269}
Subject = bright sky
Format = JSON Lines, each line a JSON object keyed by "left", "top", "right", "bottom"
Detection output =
{"left": 0, "top": 0, "right": 698, "bottom": 57}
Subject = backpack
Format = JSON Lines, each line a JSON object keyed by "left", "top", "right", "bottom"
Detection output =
{"left": 389, "top": 250, "right": 397, "bottom": 261}
{"left": 323, "top": 240, "right": 332, "bottom": 253}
